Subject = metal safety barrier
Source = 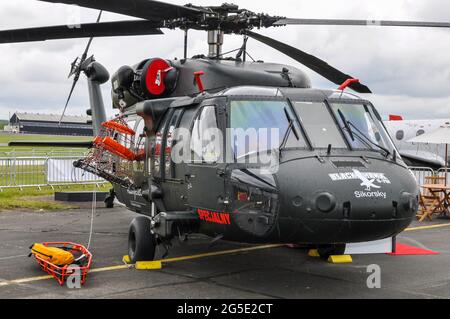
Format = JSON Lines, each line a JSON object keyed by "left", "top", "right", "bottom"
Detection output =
{"left": 437, "top": 168, "right": 450, "bottom": 186}
{"left": 0, "top": 153, "right": 443, "bottom": 191}
{"left": 408, "top": 167, "right": 436, "bottom": 186}
{"left": 0, "top": 154, "right": 106, "bottom": 190}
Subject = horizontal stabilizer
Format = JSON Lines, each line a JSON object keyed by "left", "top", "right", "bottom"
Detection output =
{"left": 8, "top": 141, "right": 93, "bottom": 148}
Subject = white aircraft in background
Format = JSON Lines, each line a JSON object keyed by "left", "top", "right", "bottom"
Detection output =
{"left": 384, "top": 115, "right": 450, "bottom": 169}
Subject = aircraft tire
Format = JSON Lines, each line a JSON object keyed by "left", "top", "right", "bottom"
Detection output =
{"left": 128, "top": 216, "right": 157, "bottom": 263}
{"left": 105, "top": 198, "right": 114, "bottom": 209}
{"left": 317, "top": 244, "right": 346, "bottom": 259}
{"left": 104, "top": 189, "right": 115, "bottom": 209}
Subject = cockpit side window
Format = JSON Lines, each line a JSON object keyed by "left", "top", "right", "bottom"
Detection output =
{"left": 190, "top": 106, "right": 222, "bottom": 164}
{"left": 293, "top": 101, "right": 347, "bottom": 149}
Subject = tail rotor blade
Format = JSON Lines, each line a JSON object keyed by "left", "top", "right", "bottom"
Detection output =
{"left": 59, "top": 10, "right": 103, "bottom": 125}
{"left": 82, "top": 11, "right": 103, "bottom": 59}
{"left": 59, "top": 74, "right": 80, "bottom": 124}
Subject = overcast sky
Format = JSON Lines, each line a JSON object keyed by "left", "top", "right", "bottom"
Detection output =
{"left": 0, "top": 0, "right": 449, "bottom": 120}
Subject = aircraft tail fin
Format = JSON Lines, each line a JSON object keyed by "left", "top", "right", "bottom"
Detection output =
{"left": 389, "top": 115, "right": 404, "bottom": 121}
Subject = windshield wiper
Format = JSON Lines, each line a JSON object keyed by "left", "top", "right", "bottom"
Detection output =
{"left": 337, "top": 110, "right": 391, "bottom": 158}
{"left": 279, "top": 107, "right": 300, "bottom": 154}
{"left": 337, "top": 109, "right": 355, "bottom": 142}
{"left": 348, "top": 121, "right": 391, "bottom": 157}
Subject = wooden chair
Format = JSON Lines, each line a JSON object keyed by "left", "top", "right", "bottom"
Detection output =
{"left": 424, "top": 176, "right": 446, "bottom": 185}
{"left": 417, "top": 193, "right": 442, "bottom": 222}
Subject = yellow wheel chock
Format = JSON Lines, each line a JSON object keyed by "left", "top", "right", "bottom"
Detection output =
{"left": 122, "top": 255, "right": 163, "bottom": 270}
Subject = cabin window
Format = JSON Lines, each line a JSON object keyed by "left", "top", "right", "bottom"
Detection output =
{"left": 417, "top": 129, "right": 425, "bottom": 136}
{"left": 229, "top": 100, "right": 305, "bottom": 160}
{"left": 134, "top": 119, "right": 146, "bottom": 150}
{"left": 396, "top": 130, "right": 404, "bottom": 141}
{"left": 330, "top": 102, "right": 396, "bottom": 154}
{"left": 133, "top": 119, "right": 146, "bottom": 174}
{"left": 151, "top": 112, "right": 170, "bottom": 178}
{"left": 190, "top": 106, "right": 222, "bottom": 164}
{"left": 293, "top": 101, "right": 346, "bottom": 149}
{"left": 165, "top": 109, "right": 183, "bottom": 178}
{"left": 120, "top": 119, "right": 136, "bottom": 149}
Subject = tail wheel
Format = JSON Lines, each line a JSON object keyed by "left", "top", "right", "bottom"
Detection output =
{"left": 317, "top": 244, "right": 346, "bottom": 259}
{"left": 128, "top": 216, "right": 157, "bottom": 263}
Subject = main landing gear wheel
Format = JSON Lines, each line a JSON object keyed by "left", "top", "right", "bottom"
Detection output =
{"left": 128, "top": 216, "right": 157, "bottom": 263}
{"left": 104, "top": 189, "right": 115, "bottom": 209}
{"left": 317, "top": 244, "right": 346, "bottom": 259}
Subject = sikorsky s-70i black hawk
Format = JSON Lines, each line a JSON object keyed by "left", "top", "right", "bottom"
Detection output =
{"left": 3, "top": 0, "right": 449, "bottom": 261}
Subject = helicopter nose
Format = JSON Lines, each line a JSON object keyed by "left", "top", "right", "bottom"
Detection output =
{"left": 276, "top": 158, "right": 419, "bottom": 244}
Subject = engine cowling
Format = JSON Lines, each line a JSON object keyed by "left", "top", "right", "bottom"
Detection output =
{"left": 111, "top": 58, "right": 178, "bottom": 109}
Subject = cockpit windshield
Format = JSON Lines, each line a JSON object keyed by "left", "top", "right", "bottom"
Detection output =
{"left": 229, "top": 100, "right": 305, "bottom": 160}
{"left": 330, "top": 102, "right": 396, "bottom": 155}
{"left": 228, "top": 98, "right": 397, "bottom": 159}
{"left": 293, "top": 101, "right": 347, "bottom": 149}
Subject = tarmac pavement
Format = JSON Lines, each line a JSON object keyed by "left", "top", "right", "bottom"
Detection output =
{"left": 0, "top": 206, "right": 449, "bottom": 299}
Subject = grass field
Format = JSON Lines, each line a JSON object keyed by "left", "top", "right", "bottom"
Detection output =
{"left": 0, "top": 134, "right": 91, "bottom": 144}
{"left": 0, "top": 184, "right": 111, "bottom": 211}
{"left": 0, "top": 164, "right": 46, "bottom": 186}
{"left": 0, "top": 133, "right": 91, "bottom": 155}
{"left": 0, "top": 133, "right": 112, "bottom": 211}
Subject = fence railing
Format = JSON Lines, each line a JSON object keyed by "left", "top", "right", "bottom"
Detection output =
{"left": 437, "top": 168, "right": 450, "bottom": 185}
{"left": 0, "top": 152, "right": 446, "bottom": 191}
{"left": 0, "top": 149, "right": 88, "bottom": 158}
{"left": 408, "top": 166, "right": 450, "bottom": 186}
{"left": 409, "top": 167, "right": 435, "bottom": 186}
{"left": 0, "top": 154, "right": 106, "bottom": 190}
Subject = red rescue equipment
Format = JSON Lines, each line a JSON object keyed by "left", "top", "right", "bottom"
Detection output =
{"left": 102, "top": 120, "right": 136, "bottom": 136}
{"left": 30, "top": 242, "right": 92, "bottom": 286}
{"left": 101, "top": 137, "right": 136, "bottom": 161}
{"left": 94, "top": 118, "right": 140, "bottom": 161}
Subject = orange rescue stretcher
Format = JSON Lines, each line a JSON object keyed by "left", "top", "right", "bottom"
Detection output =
{"left": 29, "top": 242, "right": 93, "bottom": 286}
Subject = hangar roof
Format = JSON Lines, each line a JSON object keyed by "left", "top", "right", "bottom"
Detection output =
{"left": 12, "top": 113, "right": 91, "bottom": 124}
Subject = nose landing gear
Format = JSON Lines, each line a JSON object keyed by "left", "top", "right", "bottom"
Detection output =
{"left": 317, "top": 244, "right": 347, "bottom": 259}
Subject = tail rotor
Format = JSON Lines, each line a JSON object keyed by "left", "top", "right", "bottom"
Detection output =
{"left": 59, "top": 10, "right": 103, "bottom": 125}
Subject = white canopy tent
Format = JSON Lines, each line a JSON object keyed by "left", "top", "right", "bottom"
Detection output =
{"left": 408, "top": 125, "right": 450, "bottom": 185}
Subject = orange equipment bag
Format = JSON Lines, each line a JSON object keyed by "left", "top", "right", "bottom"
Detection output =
{"left": 30, "top": 243, "right": 74, "bottom": 267}
{"left": 29, "top": 242, "right": 93, "bottom": 286}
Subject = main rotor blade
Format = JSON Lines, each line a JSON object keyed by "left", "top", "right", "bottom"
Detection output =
{"left": 246, "top": 31, "right": 371, "bottom": 93}
{"left": 0, "top": 20, "right": 163, "bottom": 44}
{"left": 38, "top": 0, "right": 206, "bottom": 20}
{"left": 275, "top": 18, "right": 450, "bottom": 28}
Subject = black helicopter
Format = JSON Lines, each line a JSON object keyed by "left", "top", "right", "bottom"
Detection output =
{"left": 3, "top": 0, "right": 449, "bottom": 262}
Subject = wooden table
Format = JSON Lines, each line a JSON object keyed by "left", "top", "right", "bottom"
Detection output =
{"left": 419, "top": 184, "right": 450, "bottom": 221}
